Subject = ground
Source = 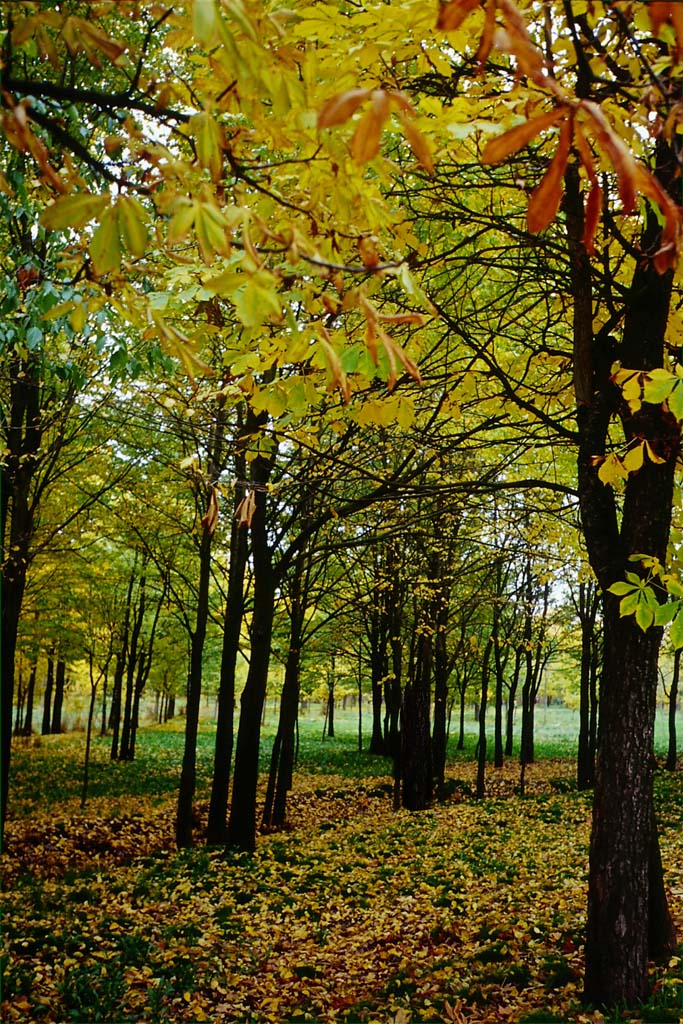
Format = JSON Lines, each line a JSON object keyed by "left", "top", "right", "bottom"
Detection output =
{"left": 1, "top": 719, "right": 682, "bottom": 1024}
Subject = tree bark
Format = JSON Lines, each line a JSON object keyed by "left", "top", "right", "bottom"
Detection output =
{"left": 665, "top": 647, "right": 680, "bottom": 771}
{"left": 50, "top": 659, "right": 66, "bottom": 734}
{"left": 41, "top": 652, "right": 54, "bottom": 736}
{"left": 207, "top": 482, "right": 248, "bottom": 844}
{"left": 566, "top": 147, "right": 680, "bottom": 1004}
{"left": 226, "top": 449, "right": 275, "bottom": 853}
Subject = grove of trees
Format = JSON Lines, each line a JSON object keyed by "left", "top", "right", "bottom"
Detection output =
{"left": 2, "top": 0, "right": 683, "bottom": 1012}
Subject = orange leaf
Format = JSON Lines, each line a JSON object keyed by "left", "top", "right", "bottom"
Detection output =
{"left": 399, "top": 112, "right": 434, "bottom": 174}
{"left": 201, "top": 486, "right": 219, "bottom": 535}
{"left": 318, "top": 88, "right": 370, "bottom": 129}
{"left": 526, "top": 116, "right": 571, "bottom": 233}
{"left": 498, "top": 0, "right": 546, "bottom": 86}
{"left": 475, "top": 0, "right": 496, "bottom": 69}
{"left": 579, "top": 100, "right": 638, "bottom": 213}
{"left": 436, "top": 0, "right": 481, "bottom": 32}
{"left": 351, "top": 90, "right": 389, "bottom": 163}
{"left": 235, "top": 489, "right": 256, "bottom": 529}
{"left": 481, "top": 108, "right": 565, "bottom": 165}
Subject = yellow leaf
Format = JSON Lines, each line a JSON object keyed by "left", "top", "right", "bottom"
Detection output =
{"left": 117, "top": 196, "right": 149, "bottom": 257}
{"left": 193, "top": 0, "right": 219, "bottom": 45}
{"left": 89, "top": 206, "right": 121, "bottom": 276}
{"left": 622, "top": 442, "right": 645, "bottom": 474}
{"left": 41, "top": 192, "right": 109, "bottom": 230}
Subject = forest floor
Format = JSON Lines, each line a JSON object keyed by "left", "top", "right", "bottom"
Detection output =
{"left": 1, "top": 723, "right": 682, "bottom": 1024}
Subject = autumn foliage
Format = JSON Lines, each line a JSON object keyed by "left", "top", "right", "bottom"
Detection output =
{"left": 2, "top": 729, "right": 682, "bottom": 1024}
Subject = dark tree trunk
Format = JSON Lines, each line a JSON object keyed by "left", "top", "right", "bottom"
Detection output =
{"left": 50, "top": 659, "right": 66, "bottom": 734}
{"left": 493, "top": 626, "right": 504, "bottom": 769}
{"left": 41, "top": 653, "right": 54, "bottom": 736}
{"left": 577, "top": 581, "right": 600, "bottom": 790}
{"left": 504, "top": 647, "right": 522, "bottom": 756}
{"left": 226, "top": 459, "right": 275, "bottom": 853}
{"left": 401, "top": 629, "right": 432, "bottom": 810}
{"left": 324, "top": 652, "right": 336, "bottom": 740}
{"left": 432, "top": 590, "right": 449, "bottom": 796}
{"left": 1, "top": 350, "right": 41, "bottom": 838}
{"left": 119, "top": 573, "right": 146, "bottom": 760}
{"left": 665, "top": 647, "right": 680, "bottom": 771}
{"left": 175, "top": 518, "right": 213, "bottom": 849}
{"left": 263, "top": 632, "right": 301, "bottom": 829}
{"left": 476, "top": 639, "right": 493, "bottom": 800}
{"left": 566, "top": 144, "right": 679, "bottom": 1004}
{"left": 110, "top": 563, "right": 136, "bottom": 760}
{"left": 457, "top": 676, "right": 466, "bottom": 750}
{"left": 207, "top": 486, "right": 248, "bottom": 844}
{"left": 22, "top": 657, "right": 37, "bottom": 736}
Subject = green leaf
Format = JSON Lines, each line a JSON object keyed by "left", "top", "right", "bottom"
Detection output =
{"left": 41, "top": 193, "right": 109, "bottom": 230}
{"left": 635, "top": 600, "right": 654, "bottom": 631}
{"left": 619, "top": 591, "right": 640, "bottom": 617}
{"left": 654, "top": 602, "right": 677, "bottom": 626}
{"left": 666, "top": 381, "right": 683, "bottom": 421}
{"left": 608, "top": 581, "right": 639, "bottom": 596}
{"left": 670, "top": 608, "right": 683, "bottom": 648}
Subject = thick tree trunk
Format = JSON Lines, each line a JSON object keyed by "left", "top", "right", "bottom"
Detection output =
{"left": 207, "top": 500, "right": 248, "bottom": 844}
{"left": 226, "top": 474, "right": 275, "bottom": 853}
{"left": 567, "top": 145, "right": 679, "bottom": 1004}
{"left": 584, "top": 601, "right": 676, "bottom": 1002}
{"left": 401, "top": 629, "right": 432, "bottom": 810}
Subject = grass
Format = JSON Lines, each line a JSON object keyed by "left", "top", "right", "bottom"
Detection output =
{"left": 2, "top": 706, "right": 682, "bottom": 1024}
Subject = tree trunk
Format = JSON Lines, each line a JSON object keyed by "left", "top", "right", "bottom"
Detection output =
{"left": 41, "top": 653, "right": 54, "bottom": 736}
{"left": 22, "top": 657, "right": 37, "bottom": 736}
{"left": 50, "top": 659, "right": 66, "bottom": 734}
{"left": 566, "top": 145, "right": 679, "bottom": 1004}
{"left": 504, "top": 647, "right": 522, "bottom": 757}
{"left": 476, "top": 639, "right": 493, "bottom": 800}
{"left": 175, "top": 518, "right": 213, "bottom": 849}
{"left": 665, "top": 647, "right": 680, "bottom": 771}
{"left": 226, "top": 469, "right": 275, "bottom": 853}
{"left": 401, "top": 628, "right": 432, "bottom": 811}
{"left": 207, "top": 460, "right": 248, "bottom": 844}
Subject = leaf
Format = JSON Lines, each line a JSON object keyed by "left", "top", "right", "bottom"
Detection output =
{"left": 41, "top": 193, "right": 109, "bottom": 230}
{"left": 201, "top": 486, "right": 220, "bottom": 534}
{"left": 579, "top": 100, "right": 638, "bottom": 213}
{"left": 117, "top": 196, "right": 149, "bottom": 258}
{"left": 635, "top": 600, "right": 655, "bottom": 632}
{"left": 89, "top": 206, "right": 121, "bottom": 276}
{"left": 436, "top": 0, "right": 482, "bottom": 32}
{"left": 670, "top": 608, "right": 683, "bottom": 648}
{"left": 351, "top": 90, "right": 389, "bottom": 163}
{"left": 398, "top": 112, "right": 435, "bottom": 174}
{"left": 193, "top": 0, "right": 219, "bottom": 45}
{"left": 622, "top": 442, "right": 645, "bottom": 474}
{"left": 608, "top": 581, "right": 639, "bottom": 597}
{"left": 643, "top": 368, "right": 676, "bottom": 405}
{"left": 321, "top": 335, "right": 350, "bottom": 402}
{"left": 526, "top": 116, "right": 571, "bottom": 233}
{"left": 481, "top": 108, "right": 565, "bottom": 165}
{"left": 318, "top": 89, "right": 371, "bottom": 130}
{"left": 654, "top": 601, "right": 678, "bottom": 626}
{"left": 190, "top": 109, "right": 224, "bottom": 180}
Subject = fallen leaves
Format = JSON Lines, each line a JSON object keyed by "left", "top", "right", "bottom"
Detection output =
{"left": 1, "top": 741, "right": 681, "bottom": 1023}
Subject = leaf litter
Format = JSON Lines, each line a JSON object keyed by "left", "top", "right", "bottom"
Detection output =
{"left": 1, "top": 749, "right": 682, "bottom": 1024}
